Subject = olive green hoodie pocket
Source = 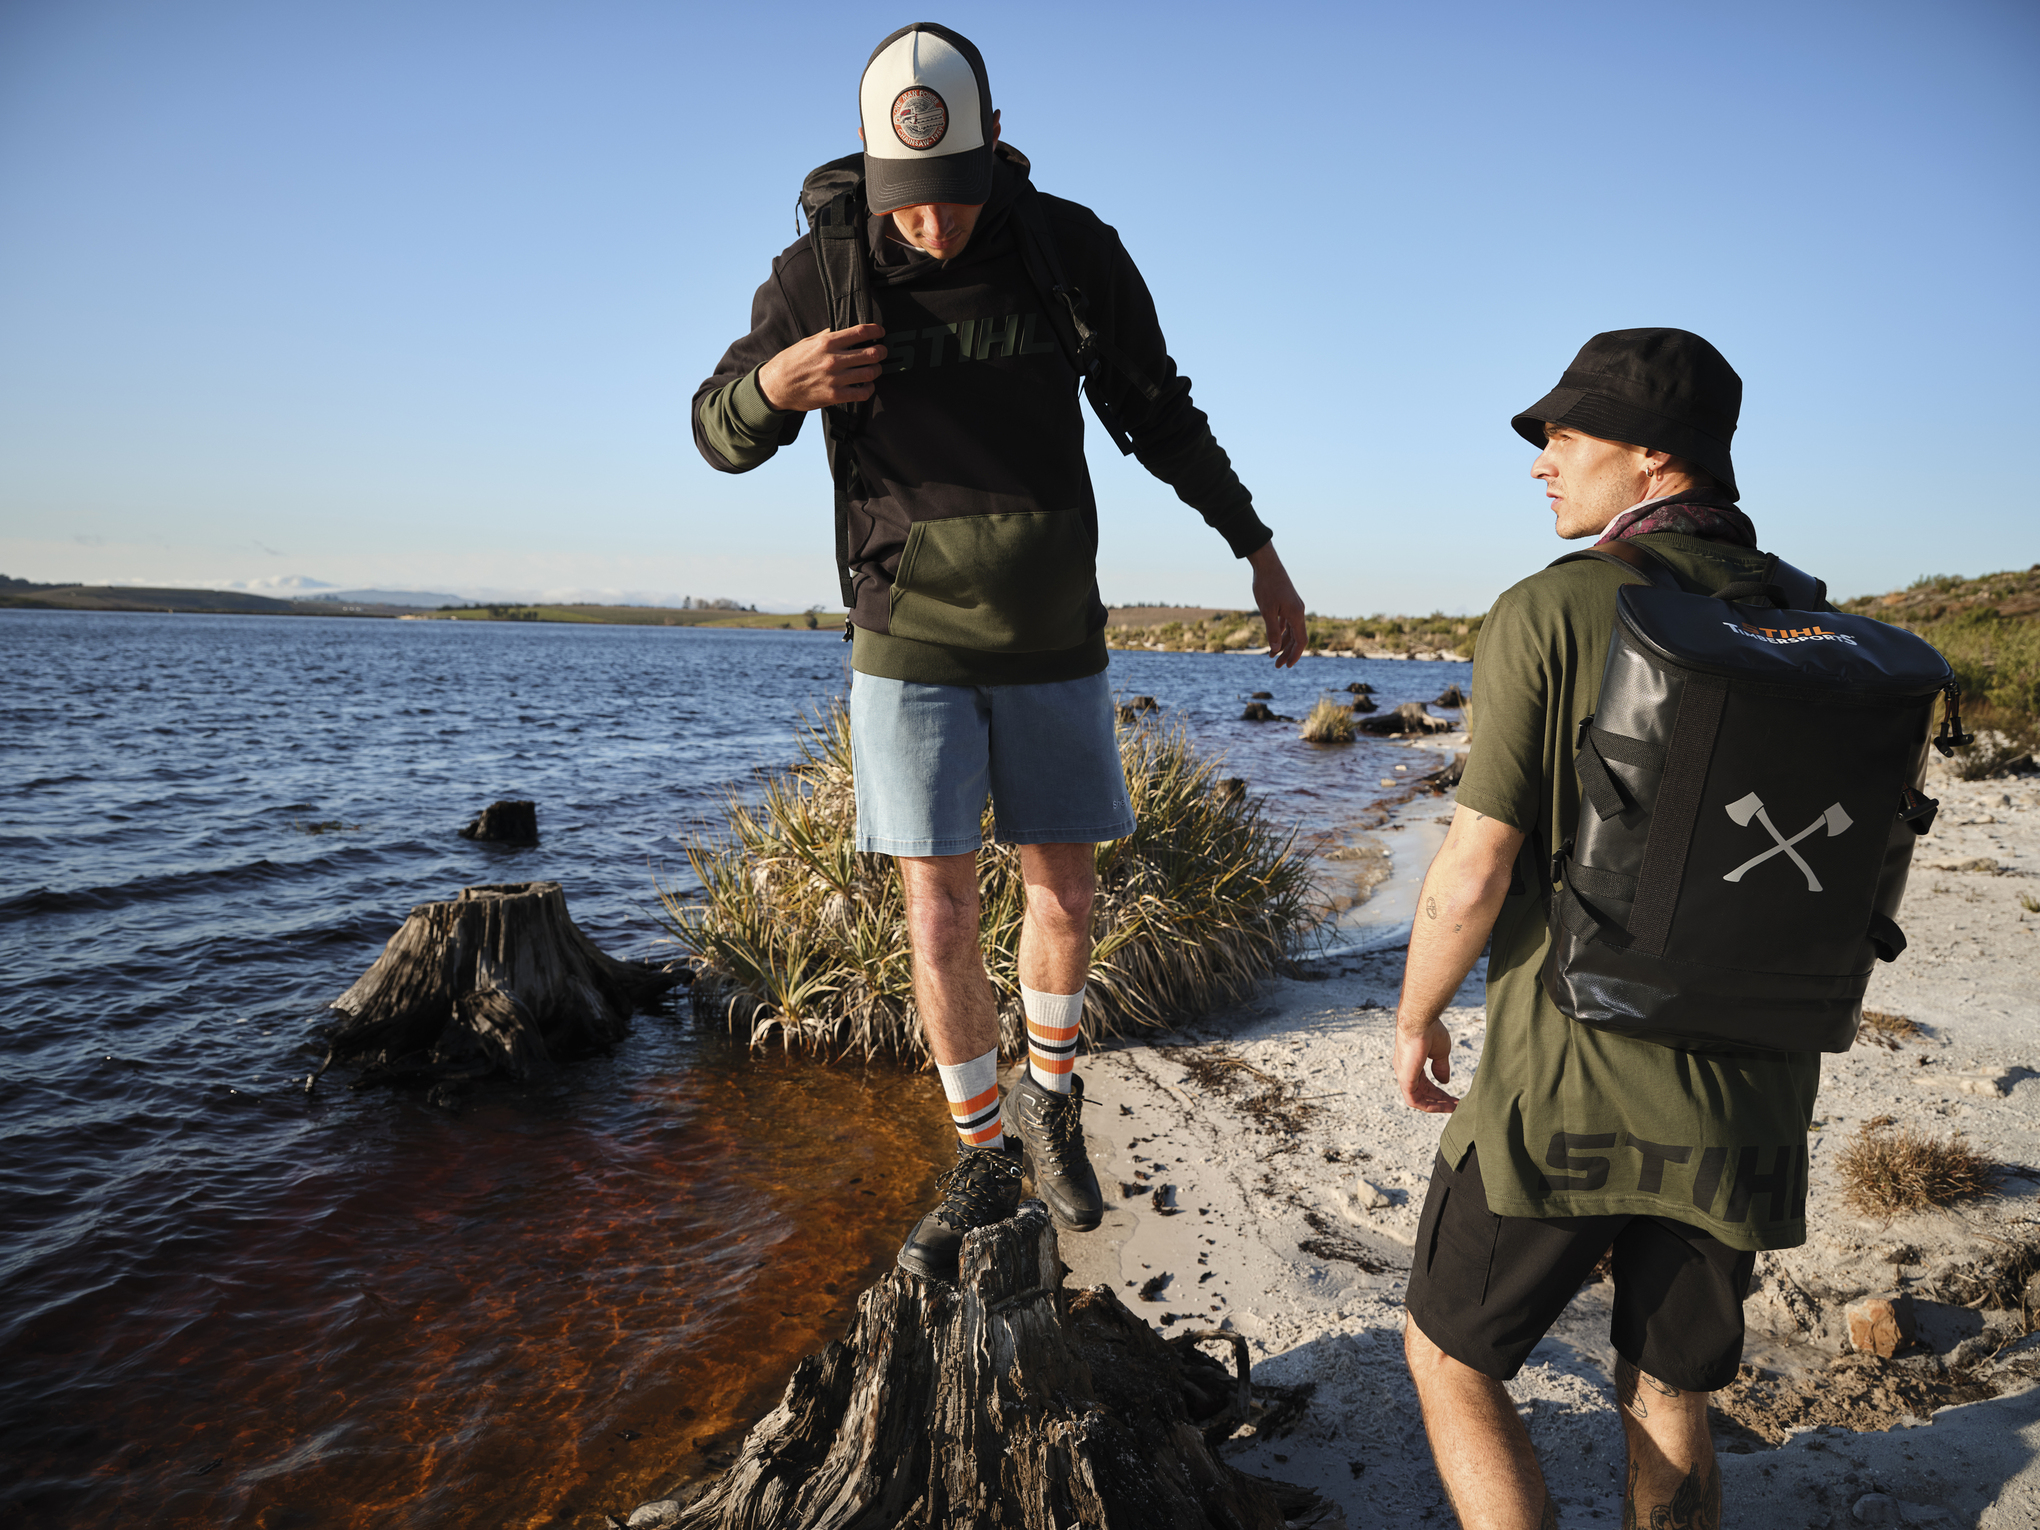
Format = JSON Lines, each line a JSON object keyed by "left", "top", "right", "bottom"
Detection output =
{"left": 888, "top": 510, "right": 1094, "bottom": 653}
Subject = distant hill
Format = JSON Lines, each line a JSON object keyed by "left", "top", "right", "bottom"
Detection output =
{"left": 306, "top": 589, "right": 464, "bottom": 608}
{"left": 1841, "top": 566, "right": 2039, "bottom": 757}
{"left": 1, "top": 581, "right": 311, "bottom": 614}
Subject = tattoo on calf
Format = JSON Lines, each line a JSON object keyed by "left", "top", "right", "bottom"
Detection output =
{"left": 1614, "top": 1356, "right": 1682, "bottom": 1420}
{"left": 1425, "top": 895, "right": 1438, "bottom": 921}
{"left": 1622, "top": 1460, "right": 1722, "bottom": 1530}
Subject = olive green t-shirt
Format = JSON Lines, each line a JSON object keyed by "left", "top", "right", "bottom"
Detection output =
{"left": 1441, "top": 532, "right": 1822, "bottom": 1251}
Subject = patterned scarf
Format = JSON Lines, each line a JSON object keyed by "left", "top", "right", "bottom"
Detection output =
{"left": 1597, "top": 494, "right": 1757, "bottom": 548}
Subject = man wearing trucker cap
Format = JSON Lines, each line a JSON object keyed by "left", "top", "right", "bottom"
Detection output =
{"left": 693, "top": 23, "right": 1306, "bottom": 1283}
{"left": 1390, "top": 329, "right": 1821, "bottom": 1528}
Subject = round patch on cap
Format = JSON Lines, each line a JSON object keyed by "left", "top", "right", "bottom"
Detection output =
{"left": 890, "top": 87, "right": 948, "bottom": 151}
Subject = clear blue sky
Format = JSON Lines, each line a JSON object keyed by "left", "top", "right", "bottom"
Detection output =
{"left": 2, "top": 0, "right": 2034, "bottom": 613}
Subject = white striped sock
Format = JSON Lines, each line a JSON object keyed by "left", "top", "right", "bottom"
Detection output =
{"left": 935, "top": 1047, "right": 1005, "bottom": 1148}
{"left": 1022, "top": 983, "right": 1083, "bottom": 1094}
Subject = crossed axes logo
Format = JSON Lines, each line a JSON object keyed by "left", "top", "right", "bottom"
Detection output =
{"left": 1722, "top": 792, "right": 1853, "bottom": 892}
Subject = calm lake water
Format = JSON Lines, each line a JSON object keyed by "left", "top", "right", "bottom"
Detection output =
{"left": 0, "top": 610, "right": 1466, "bottom": 1527}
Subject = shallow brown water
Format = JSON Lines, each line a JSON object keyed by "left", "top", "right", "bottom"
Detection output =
{"left": 0, "top": 612, "right": 1465, "bottom": 1526}
{"left": 5, "top": 1037, "right": 951, "bottom": 1529}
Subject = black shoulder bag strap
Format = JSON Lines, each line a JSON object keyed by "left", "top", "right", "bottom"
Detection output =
{"left": 797, "top": 159, "right": 885, "bottom": 607}
{"left": 1549, "top": 538, "right": 1683, "bottom": 589}
{"left": 1007, "top": 183, "right": 1165, "bottom": 457}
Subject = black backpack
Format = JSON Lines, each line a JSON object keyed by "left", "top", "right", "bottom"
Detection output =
{"left": 797, "top": 145, "right": 1164, "bottom": 606}
{"left": 1542, "top": 541, "right": 1969, "bottom": 1054}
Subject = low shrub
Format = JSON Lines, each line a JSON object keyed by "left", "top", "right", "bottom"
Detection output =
{"left": 1835, "top": 1121, "right": 1999, "bottom": 1216}
{"left": 1299, "top": 698, "right": 1356, "bottom": 744}
{"left": 658, "top": 705, "right": 1324, "bottom": 1063}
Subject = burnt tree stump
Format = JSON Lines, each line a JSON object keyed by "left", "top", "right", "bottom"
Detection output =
{"left": 1358, "top": 702, "right": 1453, "bottom": 736}
{"left": 671, "top": 1201, "right": 1335, "bottom": 1530}
{"left": 316, "top": 881, "right": 681, "bottom": 1095}
{"left": 460, "top": 798, "right": 538, "bottom": 843}
{"left": 1432, "top": 684, "right": 1467, "bottom": 708}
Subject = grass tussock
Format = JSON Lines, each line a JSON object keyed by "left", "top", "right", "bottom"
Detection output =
{"left": 1299, "top": 698, "right": 1357, "bottom": 744}
{"left": 1836, "top": 1121, "right": 2000, "bottom": 1216}
{"left": 658, "top": 704, "right": 1324, "bottom": 1064}
{"left": 1859, "top": 1009, "right": 1922, "bottom": 1048}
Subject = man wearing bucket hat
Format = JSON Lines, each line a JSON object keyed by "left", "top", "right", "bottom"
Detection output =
{"left": 694, "top": 24, "right": 1307, "bottom": 1284}
{"left": 1388, "top": 330, "right": 1823, "bottom": 1528}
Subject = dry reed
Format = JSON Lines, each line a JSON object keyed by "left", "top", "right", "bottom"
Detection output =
{"left": 658, "top": 704, "right": 1324, "bottom": 1063}
{"left": 1835, "top": 1121, "right": 1999, "bottom": 1216}
{"left": 1299, "top": 698, "right": 1356, "bottom": 744}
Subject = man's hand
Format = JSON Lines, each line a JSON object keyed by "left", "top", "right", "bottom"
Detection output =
{"left": 1247, "top": 542, "right": 1306, "bottom": 667}
{"left": 1395, "top": 1016, "right": 1458, "bottom": 1113}
{"left": 757, "top": 324, "right": 888, "bottom": 412}
{"left": 1391, "top": 806, "right": 1524, "bottom": 1115}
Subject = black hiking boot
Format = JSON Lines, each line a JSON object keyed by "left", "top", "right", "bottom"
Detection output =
{"left": 895, "top": 1139, "right": 1023, "bottom": 1283}
{"left": 1011, "top": 1071, "right": 1104, "bottom": 1232}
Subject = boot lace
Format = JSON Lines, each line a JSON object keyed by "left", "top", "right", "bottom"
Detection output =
{"left": 930, "top": 1148, "right": 1020, "bottom": 1231}
{"left": 1030, "top": 1091, "right": 1089, "bottom": 1176}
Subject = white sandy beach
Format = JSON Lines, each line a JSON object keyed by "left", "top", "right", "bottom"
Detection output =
{"left": 1046, "top": 731, "right": 2040, "bottom": 1528}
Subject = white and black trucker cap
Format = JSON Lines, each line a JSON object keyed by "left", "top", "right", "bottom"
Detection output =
{"left": 859, "top": 23, "right": 994, "bottom": 215}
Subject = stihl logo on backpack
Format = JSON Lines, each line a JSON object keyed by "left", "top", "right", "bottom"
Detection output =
{"left": 1721, "top": 792, "right": 1853, "bottom": 892}
{"left": 1538, "top": 540, "right": 1959, "bottom": 1055}
{"left": 1721, "top": 619, "right": 1858, "bottom": 648}
{"left": 890, "top": 87, "right": 948, "bottom": 150}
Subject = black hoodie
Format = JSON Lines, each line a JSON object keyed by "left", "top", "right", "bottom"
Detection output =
{"left": 694, "top": 149, "right": 1269, "bottom": 686}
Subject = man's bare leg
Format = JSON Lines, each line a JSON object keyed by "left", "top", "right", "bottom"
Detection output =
{"left": 1405, "top": 1317, "right": 1557, "bottom": 1529}
{"left": 898, "top": 852, "right": 999, "bottom": 1067}
{"left": 1615, "top": 1357, "right": 1720, "bottom": 1529}
{"left": 1016, "top": 842, "right": 1094, "bottom": 992}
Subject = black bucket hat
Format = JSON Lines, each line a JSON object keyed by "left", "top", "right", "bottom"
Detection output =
{"left": 1512, "top": 328, "right": 1743, "bottom": 500}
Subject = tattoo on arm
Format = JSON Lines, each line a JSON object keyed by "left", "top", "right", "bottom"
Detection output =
{"left": 1425, "top": 895, "right": 1437, "bottom": 921}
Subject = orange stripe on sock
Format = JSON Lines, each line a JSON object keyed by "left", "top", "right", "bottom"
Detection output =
{"left": 1027, "top": 1020, "right": 1081, "bottom": 1041}
{"left": 960, "top": 1118, "right": 1005, "bottom": 1144}
{"left": 1032, "top": 1055, "right": 1075, "bottom": 1074}
{"left": 947, "top": 1084, "right": 1000, "bottom": 1118}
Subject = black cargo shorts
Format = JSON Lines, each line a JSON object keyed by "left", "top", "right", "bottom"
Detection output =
{"left": 1404, "top": 1145, "right": 1757, "bottom": 1393}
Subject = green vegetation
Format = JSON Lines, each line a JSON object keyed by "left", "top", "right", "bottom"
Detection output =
{"left": 1840, "top": 565, "right": 2040, "bottom": 777}
{"left": 1298, "top": 697, "right": 1357, "bottom": 743}
{"left": 659, "top": 706, "right": 1323, "bottom": 1064}
{"left": 1104, "top": 607, "right": 1481, "bottom": 658}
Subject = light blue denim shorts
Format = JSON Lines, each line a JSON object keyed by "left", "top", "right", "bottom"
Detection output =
{"left": 849, "top": 669, "right": 1137, "bottom": 856}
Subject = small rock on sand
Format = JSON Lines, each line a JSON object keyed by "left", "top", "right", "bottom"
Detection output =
{"left": 1356, "top": 1178, "right": 1391, "bottom": 1210}
{"left": 1845, "top": 1292, "right": 1916, "bottom": 1357}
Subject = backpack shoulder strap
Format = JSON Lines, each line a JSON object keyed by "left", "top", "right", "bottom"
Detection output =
{"left": 1714, "top": 552, "right": 1827, "bottom": 611}
{"left": 1548, "top": 540, "right": 1682, "bottom": 589}
{"left": 797, "top": 155, "right": 883, "bottom": 609}
{"left": 799, "top": 155, "right": 882, "bottom": 337}
{"left": 1551, "top": 540, "right": 1830, "bottom": 610}
{"left": 1006, "top": 179, "right": 1163, "bottom": 456}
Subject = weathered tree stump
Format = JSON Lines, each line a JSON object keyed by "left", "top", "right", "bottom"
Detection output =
{"left": 1348, "top": 694, "right": 1378, "bottom": 714}
{"left": 1342, "top": 682, "right": 1373, "bottom": 696}
{"left": 1240, "top": 702, "right": 1291, "bottom": 723}
{"left": 460, "top": 798, "right": 538, "bottom": 843}
{"left": 1425, "top": 751, "right": 1468, "bottom": 791}
{"left": 1358, "top": 702, "right": 1453, "bottom": 736}
{"left": 315, "top": 881, "right": 682, "bottom": 1095}
{"left": 673, "top": 1201, "right": 1336, "bottom": 1530}
{"left": 1432, "top": 684, "right": 1467, "bottom": 708}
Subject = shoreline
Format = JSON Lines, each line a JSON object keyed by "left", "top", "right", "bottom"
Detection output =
{"left": 629, "top": 749, "right": 2040, "bottom": 1528}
